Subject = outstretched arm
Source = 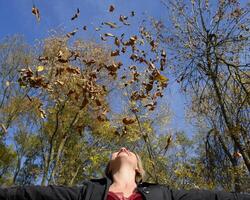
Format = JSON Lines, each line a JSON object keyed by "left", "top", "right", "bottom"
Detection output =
{"left": 171, "top": 188, "right": 250, "bottom": 200}
{"left": 0, "top": 185, "right": 84, "bottom": 200}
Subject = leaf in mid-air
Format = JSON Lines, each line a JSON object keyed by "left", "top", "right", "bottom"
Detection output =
{"left": 111, "top": 50, "right": 120, "bottom": 56}
{"left": 66, "top": 28, "right": 78, "bottom": 38}
{"left": 109, "top": 5, "right": 115, "bottom": 12}
{"left": 37, "top": 66, "right": 44, "bottom": 72}
{"left": 32, "top": 5, "right": 40, "bottom": 22}
{"left": 103, "top": 22, "right": 117, "bottom": 28}
{"left": 122, "top": 117, "right": 136, "bottom": 125}
{"left": 71, "top": 8, "right": 80, "bottom": 20}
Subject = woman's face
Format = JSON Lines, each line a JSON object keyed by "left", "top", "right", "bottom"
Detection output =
{"left": 110, "top": 147, "right": 138, "bottom": 169}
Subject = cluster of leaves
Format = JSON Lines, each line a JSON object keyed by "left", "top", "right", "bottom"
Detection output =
{"left": 26, "top": 3, "right": 169, "bottom": 126}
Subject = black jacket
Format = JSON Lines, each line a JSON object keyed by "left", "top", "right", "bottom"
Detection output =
{"left": 0, "top": 177, "right": 249, "bottom": 200}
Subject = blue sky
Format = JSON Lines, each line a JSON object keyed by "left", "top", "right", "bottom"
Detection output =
{"left": 0, "top": 0, "right": 196, "bottom": 137}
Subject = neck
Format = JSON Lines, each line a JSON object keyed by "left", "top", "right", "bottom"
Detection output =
{"left": 111, "top": 164, "right": 137, "bottom": 190}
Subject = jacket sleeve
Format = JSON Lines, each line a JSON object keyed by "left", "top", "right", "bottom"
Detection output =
{"left": 170, "top": 188, "right": 250, "bottom": 200}
{"left": 0, "top": 185, "right": 85, "bottom": 200}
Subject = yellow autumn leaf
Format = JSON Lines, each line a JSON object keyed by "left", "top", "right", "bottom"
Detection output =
{"left": 5, "top": 81, "right": 10, "bottom": 87}
{"left": 155, "top": 74, "right": 168, "bottom": 83}
{"left": 37, "top": 65, "right": 44, "bottom": 72}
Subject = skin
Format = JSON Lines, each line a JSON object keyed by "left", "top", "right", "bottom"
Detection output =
{"left": 108, "top": 147, "right": 139, "bottom": 198}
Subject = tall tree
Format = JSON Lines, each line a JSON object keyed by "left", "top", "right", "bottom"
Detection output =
{"left": 156, "top": 0, "right": 250, "bottom": 192}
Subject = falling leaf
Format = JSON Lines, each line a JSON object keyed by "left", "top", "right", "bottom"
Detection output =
{"left": 119, "top": 15, "right": 130, "bottom": 25}
{"left": 38, "top": 104, "right": 46, "bottom": 119}
{"left": 55, "top": 80, "right": 64, "bottom": 86}
{"left": 38, "top": 56, "right": 48, "bottom": 62}
{"left": 83, "top": 59, "right": 96, "bottom": 65}
{"left": 150, "top": 40, "right": 158, "bottom": 51}
{"left": 122, "top": 117, "right": 136, "bottom": 125}
{"left": 104, "top": 33, "right": 115, "bottom": 37}
{"left": 97, "top": 113, "right": 107, "bottom": 121}
{"left": 0, "top": 124, "right": 7, "bottom": 133}
{"left": 109, "top": 5, "right": 115, "bottom": 12}
{"left": 103, "top": 22, "right": 117, "bottom": 28}
{"left": 5, "top": 81, "right": 10, "bottom": 87}
{"left": 155, "top": 74, "right": 168, "bottom": 84}
{"left": 161, "top": 49, "right": 166, "bottom": 58}
{"left": 71, "top": 8, "right": 80, "bottom": 20}
{"left": 36, "top": 65, "right": 44, "bottom": 72}
{"left": 66, "top": 28, "right": 78, "bottom": 38}
{"left": 101, "top": 35, "right": 107, "bottom": 41}
{"left": 130, "top": 54, "right": 138, "bottom": 61}
{"left": 66, "top": 66, "right": 80, "bottom": 74}
{"left": 32, "top": 5, "right": 40, "bottom": 22}
{"left": 144, "top": 101, "right": 157, "bottom": 111}
{"left": 114, "top": 37, "right": 120, "bottom": 47}
{"left": 111, "top": 49, "right": 120, "bottom": 56}
{"left": 121, "top": 47, "right": 126, "bottom": 53}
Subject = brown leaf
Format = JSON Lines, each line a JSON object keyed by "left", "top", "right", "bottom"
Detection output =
{"left": 66, "top": 66, "right": 80, "bottom": 74}
{"left": 83, "top": 59, "right": 96, "bottom": 65}
{"left": 38, "top": 56, "right": 48, "bottom": 62}
{"left": 71, "top": 8, "right": 80, "bottom": 20}
{"left": 131, "top": 108, "right": 139, "bottom": 113}
{"left": 122, "top": 117, "right": 136, "bottom": 125}
{"left": 38, "top": 104, "right": 46, "bottom": 119}
{"left": 32, "top": 5, "right": 40, "bottom": 22}
{"left": 67, "top": 89, "right": 75, "bottom": 97}
{"left": 104, "top": 33, "right": 115, "bottom": 37}
{"left": 66, "top": 28, "right": 78, "bottom": 38}
{"left": 95, "top": 99, "right": 102, "bottom": 106}
{"left": 130, "top": 54, "right": 138, "bottom": 61}
{"left": 155, "top": 74, "right": 168, "bottom": 84}
{"left": 55, "top": 80, "right": 64, "bottom": 86}
{"left": 97, "top": 114, "right": 107, "bottom": 121}
{"left": 0, "top": 124, "right": 7, "bottom": 133}
{"left": 109, "top": 5, "right": 115, "bottom": 12}
{"left": 114, "top": 37, "right": 120, "bottom": 47}
{"left": 124, "top": 36, "right": 137, "bottom": 46}
{"left": 119, "top": 15, "right": 130, "bottom": 25}
{"left": 144, "top": 102, "right": 157, "bottom": 111}
{"left": 150, "top": 40, "right": 158, "bottom": 51}
{"left": 161, "top": 49, "right": 166, "bottom": 58}
{"left": 104, "top": 22, "right": 117, "bottom": 28}
{"left": 111, "top": 49, "right": 120, "bottom": 56}
{"left": 121, "top": 47, "right": 126, "bottom": 53}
